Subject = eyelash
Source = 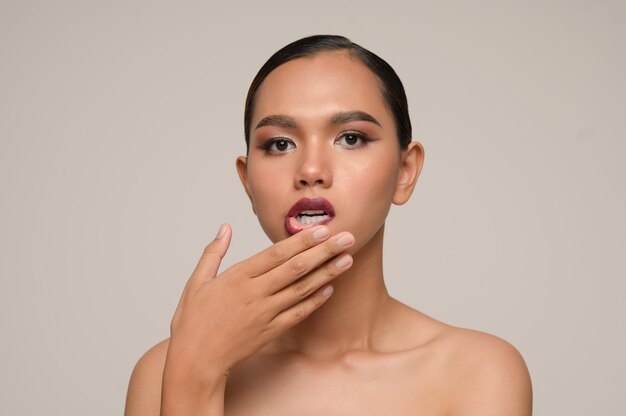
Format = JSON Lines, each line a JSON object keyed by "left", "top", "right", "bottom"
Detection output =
{"left": 260, "top": 137, "right": 295, "bottom": 154}
{"left": 336, "top": 131, "right": 374, "bottom": 148}
{"left": 260, "top": 132, "right": 374, "bottom": 154}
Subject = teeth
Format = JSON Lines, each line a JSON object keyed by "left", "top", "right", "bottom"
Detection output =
{"left": 296, "top": 214, "right": 330, "bottom": 224}
{"left": 300, "top": 210, "right": 325, "bottom": 215}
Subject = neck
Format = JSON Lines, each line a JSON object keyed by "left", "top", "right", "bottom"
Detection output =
{"left": 275, "top": 225, "right": 395, "bottom": 359}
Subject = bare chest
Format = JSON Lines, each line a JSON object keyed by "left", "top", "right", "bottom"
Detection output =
{"left": 223, "top": 351, "right": 447, "bottom": 416}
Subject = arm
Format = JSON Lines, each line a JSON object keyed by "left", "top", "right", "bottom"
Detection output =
{"left": 124, "top": 340, "right": 168, "bottom": 416}
{"left": 124, "top": 339, "right": 226, "bottom": 416}
{"left": 124, "top": 223, "right": 355, "bottom": 416}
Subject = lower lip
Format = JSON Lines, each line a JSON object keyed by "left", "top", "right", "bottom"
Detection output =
{"left": 284, "top": 215, "right": 334, "bottom": 235}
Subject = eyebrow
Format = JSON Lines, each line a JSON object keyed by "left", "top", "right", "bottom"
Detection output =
{"left": 330, "top": 110, "right": 381, "bottom": 127}
{"left": 254, "top": 110, "right": 381, "bottom": 130}
{"left": 255, "top": 114, "right": 297, "bottom": 130}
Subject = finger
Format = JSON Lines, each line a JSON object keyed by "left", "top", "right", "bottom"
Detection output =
{"left": 269, "top": 284, "right": 335, "bottom": 331}
{"left": 190, "top": 223, "right": 232, "bottom": 282}
{"left": 269, "top": 253, "right": 352, "bottom": 311}
{"left": 259, "top": 231, "right": 354, "bottom": 295}
{"left": 243, "top": 225, "right": 331, "bottom": 277}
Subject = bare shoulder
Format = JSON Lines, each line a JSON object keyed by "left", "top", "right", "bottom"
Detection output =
{"left": 388, "top": 301, "right": 531, "bottom": 414}
{"left": 124, "top": 338, "right": 170, "bottom": 416}
{"left": 435, "top": 325, "right": 533, "bottom": 415}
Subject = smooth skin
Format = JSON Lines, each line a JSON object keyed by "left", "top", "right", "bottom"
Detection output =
{"left": 125, "top": 51, "right": 532, "bottom": 415}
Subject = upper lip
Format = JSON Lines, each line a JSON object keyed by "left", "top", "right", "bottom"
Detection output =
{"left": 287, "top": 197, "right": 335, "bottom": 218}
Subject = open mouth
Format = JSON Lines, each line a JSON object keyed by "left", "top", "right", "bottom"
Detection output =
{"left": 285, "top": 197, "right": 335, "bottom": 235}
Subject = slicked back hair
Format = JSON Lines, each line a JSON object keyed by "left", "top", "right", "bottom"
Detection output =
{"left": 244, "top": 35, "right": 412, "bottom": 152}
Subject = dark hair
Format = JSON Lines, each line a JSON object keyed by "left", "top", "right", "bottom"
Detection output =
{"left": 244, "top": 35, "right": 412, "bottom": 152}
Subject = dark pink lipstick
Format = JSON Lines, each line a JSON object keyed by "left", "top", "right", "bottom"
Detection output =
{"left": 284, "top": 197, "right": 336, "bottom": 235}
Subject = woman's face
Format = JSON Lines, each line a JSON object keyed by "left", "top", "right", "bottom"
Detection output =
{"left": 237, "top": 51, "right": 423, "bottom": 251}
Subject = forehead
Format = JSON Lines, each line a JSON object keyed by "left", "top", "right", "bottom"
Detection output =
{"left": 252, "top": 51, "right": 392, "bottom": 129}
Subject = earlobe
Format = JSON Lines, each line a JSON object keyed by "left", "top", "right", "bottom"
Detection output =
{"left": 235, "top": 156, "right": 256, "bottom": 214}
{"left": 392, "top": 141, "right": 425, "bottom": 205}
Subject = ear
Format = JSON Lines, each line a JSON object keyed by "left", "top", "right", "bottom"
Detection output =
{"left": 236, "top": 155, "right": 256, "bottom": 214}
{"left": 392, "top": 141, "right": 425, "bottom": 205}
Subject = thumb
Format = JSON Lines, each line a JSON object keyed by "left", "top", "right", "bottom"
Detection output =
{"left": 192, "top": 223, "right": 232, "bottom": 281}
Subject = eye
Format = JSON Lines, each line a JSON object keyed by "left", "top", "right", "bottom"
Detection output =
{"left": 335, "top": 132, "right": 372, "bottom": 149}
{"left": 262, "top": 138, "right": 296, "bottom": 154}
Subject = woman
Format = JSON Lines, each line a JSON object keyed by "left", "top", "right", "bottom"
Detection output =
{"left": 125, "top": 35, "right": 532, "bottom": 415}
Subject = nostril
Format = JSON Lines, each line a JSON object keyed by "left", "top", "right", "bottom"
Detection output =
{"left": 295, "top": 166, "right": 331, "bottom": 188}
{"left": 299, "top": 179, "right": 324, "bottom": 186}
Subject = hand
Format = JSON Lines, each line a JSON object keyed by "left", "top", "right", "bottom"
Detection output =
{"left": 164, "top": 223, "right": 355, "bottom": 388}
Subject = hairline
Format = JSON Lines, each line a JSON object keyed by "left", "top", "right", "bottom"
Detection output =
{"left": 246, "top": 49, "right": 399, "bottom": 152}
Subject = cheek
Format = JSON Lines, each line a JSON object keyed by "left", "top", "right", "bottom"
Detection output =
{"left": 337, "top": 153, "right": 399, "bottom": 223}
{"left": 348, "top": 151, "right": 398, "bottom": 195}
{"left": 246, "top": 162, "right": 292, "bottom": 239}
{"left": 250, "top": 173, "right": 285, "bottom": 210}
{"left": 248, "top": 164, "right": 286, "bottom": 208}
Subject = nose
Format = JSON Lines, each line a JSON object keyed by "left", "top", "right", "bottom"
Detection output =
{"left": 294, "top": 143, "right": 333, "bottom": 189}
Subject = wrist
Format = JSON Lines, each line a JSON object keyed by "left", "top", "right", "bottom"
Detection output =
{"left": 161, "top": 373, "right": 227, "bottom": 416}
{"left": 162, "top": 358, "right": 229, "bottom": 392}
{"left": 163, "top": 339, "right": 232, "bottom": 387}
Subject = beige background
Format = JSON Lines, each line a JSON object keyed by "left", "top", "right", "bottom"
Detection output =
{"left": 1, "top": 0, "right": 625, "bottom": 414}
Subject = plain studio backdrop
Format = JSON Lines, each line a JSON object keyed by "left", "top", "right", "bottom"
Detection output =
{"left": 1, "top": 0, "right": 624, "bottom": 414}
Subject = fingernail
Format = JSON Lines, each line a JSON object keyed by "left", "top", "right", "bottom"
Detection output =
{"left": 322, "top": 285, "right": 334, "bottom": 297}
{"left": 312, "top": 226, "right": 330, "bottom": 240}
{"left": 215, "top": 224, "right": 226, "bottom": 240}
{"left": 335, "top": 254, "right": 352, "bottom": 268}
{"left": 336, "top": 232, "right": 354, "bottom": 247}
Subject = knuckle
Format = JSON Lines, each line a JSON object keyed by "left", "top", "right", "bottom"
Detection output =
{"left": 202, "top": 241, "right": 218, "bottom": 255}
{"left": 312, "top": 292, "right": 325, "bottom": 307}
{"left": 323, "top": 262, "right": 337, "bottom": 279}
{"left": 268, "top": 244, "right": 287, "bottom": 265}
{"left": 289, "top": 258, "right": 307, "bottom": 277}
{"left": 261, "top": 321, "right": 280, "bottom": 342}
{"left": 323, "top": 241, "right": 336, "bottom": 257}
{"left": 293, "top": 304, "right": 308, "bottom": 322}
{"left": 202, "top": 249, "right": 220, "bottom": 262}
{"left": 292, "top": 279, "right": 312, "bottom": 298}
{"left": 299, "top": 230, "right": 313, "bottom": 247}
{"left": 257, "top": 308, "right": 274, "bottom": 324}
{"left": 259, "top": 325, "right": 273, "bottom": 343}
